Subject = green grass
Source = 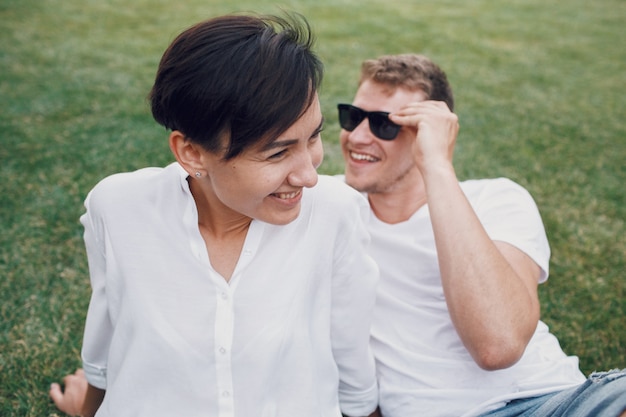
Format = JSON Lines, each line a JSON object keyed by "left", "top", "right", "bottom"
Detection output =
{"left": 1, "top": 0, "right": 624, "bottom": 415}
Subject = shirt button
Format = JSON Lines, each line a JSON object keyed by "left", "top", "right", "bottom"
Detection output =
{"left": 222, "top": 390, "right": 230, "bottom": 398}
{"left": 220, "top": 292, "right": 228, "bottom": 300}
{"left": 219, "top": 347, "right": 226, "bottom": 354}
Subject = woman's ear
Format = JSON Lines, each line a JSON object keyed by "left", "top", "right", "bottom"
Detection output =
{"left": 169, "top": 131, "right": 205, "bottom": 177}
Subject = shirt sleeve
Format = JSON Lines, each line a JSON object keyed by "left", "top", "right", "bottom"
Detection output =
{"left": 80, "top": 190, "right": 114, "bottom": 389}
{"left": 472, "top": 178, "right": 551, "bottom": 283}
{"left": 331, "top": 193, "right": 379, "bottom": 416}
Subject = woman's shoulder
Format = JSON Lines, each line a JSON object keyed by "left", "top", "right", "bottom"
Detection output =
{"left": 86, "top": 163, "right": 182, "bottom": 209}
{"left": 89, "top": 167, "right": 160, "bottom": 198}
{"left": 302, "top": 175, "right": 370, "bottom": 226}
{"left": 309, "top": 175, "right": 366, "bottom": 206}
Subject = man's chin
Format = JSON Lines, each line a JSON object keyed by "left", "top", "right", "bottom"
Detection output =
{"left": 345, "top": 174, "right": 370, "bottom": 193}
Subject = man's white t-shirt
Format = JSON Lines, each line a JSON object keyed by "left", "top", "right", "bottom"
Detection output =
{"left": 364, "top": 177, "right": 586, "bottom": 417}
{"left": 80, "top": 163, "right": 379, "bottom": 417}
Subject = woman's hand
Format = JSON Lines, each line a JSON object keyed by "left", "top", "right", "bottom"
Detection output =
{"left": 49, "top": 368, "right": 88, "bottom": 416}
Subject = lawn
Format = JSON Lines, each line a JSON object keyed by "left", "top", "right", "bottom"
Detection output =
{"left": 1, "top": 0, "right": 624, "bottom": 415}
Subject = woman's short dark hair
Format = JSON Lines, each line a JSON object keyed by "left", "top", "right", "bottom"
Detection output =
{"left": 149, "top": 13, "right": 324, "bottom": 160}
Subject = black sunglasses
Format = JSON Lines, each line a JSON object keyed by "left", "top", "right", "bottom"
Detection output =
{"left": 337, "top": 104, "right": 401, "bottom": 140}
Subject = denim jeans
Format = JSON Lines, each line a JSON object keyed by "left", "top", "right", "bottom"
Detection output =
{"left": 479, "top": 369, "right": 626, "bottom": 417}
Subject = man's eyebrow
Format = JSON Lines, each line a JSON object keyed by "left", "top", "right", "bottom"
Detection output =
{"left": 261, "top": 117, "right": 324, "bottom": 151}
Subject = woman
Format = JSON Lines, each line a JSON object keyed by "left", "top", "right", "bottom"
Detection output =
{"left": 50, "top": 13, "right": 378, "bottom": 417}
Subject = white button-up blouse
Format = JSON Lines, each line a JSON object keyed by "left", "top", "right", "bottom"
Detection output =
{"left": 80, "top": 163, "right": 378, "bottom": 417}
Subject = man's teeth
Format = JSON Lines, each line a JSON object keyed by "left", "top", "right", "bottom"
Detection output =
{"left": 275, "top": 191, "right": 299, "bottom": 199}
{"left": 351, "top": 152, "right": 377, "bottom": 162}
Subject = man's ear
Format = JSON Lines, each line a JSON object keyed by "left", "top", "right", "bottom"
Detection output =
{"left": 169, "top": 131, "right": 205, "bottom": 177}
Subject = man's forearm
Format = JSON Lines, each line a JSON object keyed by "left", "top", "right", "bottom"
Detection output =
{"left": 424, "top": 166, "right": 540, "bottom": 369}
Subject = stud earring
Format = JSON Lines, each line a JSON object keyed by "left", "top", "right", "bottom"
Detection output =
{"left": 195, "top": 172, "right": 202, "bottom": 178}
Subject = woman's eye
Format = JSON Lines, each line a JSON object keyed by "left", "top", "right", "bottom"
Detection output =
{"left": 268, "top": 149, "right": 288, "bottom": 159}
{"left": 311, "top": 128, "right": 323, "bottom": 140}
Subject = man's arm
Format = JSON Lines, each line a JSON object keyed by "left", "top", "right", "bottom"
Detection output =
{"left": 390, "top": 101, "right": 541, "bottom": 370}
{"left": 422, "top": 168, "right": 541, "bottom": 370}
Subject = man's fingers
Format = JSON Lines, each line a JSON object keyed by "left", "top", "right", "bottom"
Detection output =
{"left": 391, "top": 101, "right": 449, "bottom": 118}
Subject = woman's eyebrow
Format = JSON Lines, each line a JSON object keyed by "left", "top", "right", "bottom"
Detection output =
{"left": 261, "top": 117, "right": 324, "bottom": 151}
{"left": 261, "top": 138, "right": 299, "bottom": 152}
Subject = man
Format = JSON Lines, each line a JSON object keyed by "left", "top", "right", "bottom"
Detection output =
{"left": 338, "top": 53, "right": 625, "bottom": 416}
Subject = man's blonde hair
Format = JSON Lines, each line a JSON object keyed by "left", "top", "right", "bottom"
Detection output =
{"left": 359, "top": 54, "right": 454, "bottom": 111}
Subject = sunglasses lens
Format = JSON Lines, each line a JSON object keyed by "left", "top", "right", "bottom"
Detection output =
{"left": 338, "top": 104, "right": 364, "bottom": 131}
{"left": 337, "top": 104, "right": 401, "bottom": 140}
{"left": 369, "top": 113, "right": 401, "bottom": 140}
